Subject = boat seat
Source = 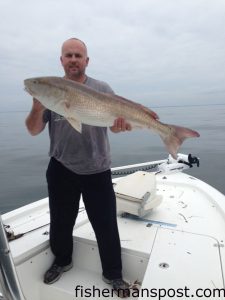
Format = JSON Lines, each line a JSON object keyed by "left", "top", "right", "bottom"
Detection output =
{"left": 114, "top": 171, "right": 162, "bottom": 217}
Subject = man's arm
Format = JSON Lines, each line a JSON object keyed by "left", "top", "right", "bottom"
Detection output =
{"left": 25, "top": 98, "right": 47, "bottom": 136}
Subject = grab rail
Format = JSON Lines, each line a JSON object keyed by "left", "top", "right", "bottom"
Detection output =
{"left": 0, "top": 215, "right": 26, "bottom": 300}
{"left": 111, "top": 159, "right": 166, "bottom": 176}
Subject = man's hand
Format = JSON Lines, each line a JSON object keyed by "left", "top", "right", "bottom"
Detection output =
{"left": 25, "top": 98, "right": 46, "bottom": 136}
{"left": 110, "top": 117, "right": 132, "bottom": 133}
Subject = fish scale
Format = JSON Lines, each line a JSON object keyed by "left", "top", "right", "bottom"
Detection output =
{"left": 24, "top": 76, "right": 200, "bottom": 158}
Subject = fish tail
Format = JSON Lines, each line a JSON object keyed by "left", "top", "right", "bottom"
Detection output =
{"left": 159, "top": 124, "right": 200, "bottom": 159}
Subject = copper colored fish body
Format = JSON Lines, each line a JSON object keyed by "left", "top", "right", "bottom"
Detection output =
{"left": 24, "top": 76, "right": 200, "bottom": 158}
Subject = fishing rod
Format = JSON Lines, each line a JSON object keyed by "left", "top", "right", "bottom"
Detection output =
{"left": 4, "top": 206, "right": 86, "bottom": 241}
{"left": 4, "top": 223, "right": 50, "bottom": 241}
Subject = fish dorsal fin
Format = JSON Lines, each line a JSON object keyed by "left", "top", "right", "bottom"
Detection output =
{"left": 113, "top": 94, "right": 159, "bottom": 120}
{"left": 67, "top": 117, "right": 82, "bottom": 133}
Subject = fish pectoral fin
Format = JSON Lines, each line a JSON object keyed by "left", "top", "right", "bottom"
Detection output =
{"left": 67, "top": 117, "right": 82, "bottom": 133}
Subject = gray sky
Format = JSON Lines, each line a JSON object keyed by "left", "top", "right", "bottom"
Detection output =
{"left": 1, "top": 0, "right": 225, "bottom": 111}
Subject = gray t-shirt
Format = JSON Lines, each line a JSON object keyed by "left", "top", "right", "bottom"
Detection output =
{"left": 43, "top": 76, "right": 114, "bottom": 175}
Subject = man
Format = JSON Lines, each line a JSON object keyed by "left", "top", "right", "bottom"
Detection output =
{"left": 25, "top": 38, "right": 132, "bottom": 297}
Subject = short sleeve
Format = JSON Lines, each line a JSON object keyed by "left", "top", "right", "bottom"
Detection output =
{"left": 42, "top": 109, "right": 51, "bottom": 123}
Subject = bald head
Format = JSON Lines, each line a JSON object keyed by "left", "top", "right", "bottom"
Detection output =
{"left": 60, "top": 38, "right": 89, "bottom": 82}
{"left": 61, "top": 38, "right": 88, "bottom": 57}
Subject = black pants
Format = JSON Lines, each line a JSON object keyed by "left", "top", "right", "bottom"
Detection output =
{"left": 46, "top": 157, "right": 122, "bottom": 279}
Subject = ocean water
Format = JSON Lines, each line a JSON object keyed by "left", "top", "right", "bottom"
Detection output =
{"left": 0, "top": 104, "right": 224, "bottom": 214}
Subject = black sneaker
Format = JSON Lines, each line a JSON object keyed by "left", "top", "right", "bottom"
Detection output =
{"left": 44, "top": 262, "right": 73, "bottom": 284}
{"left": 102, "top": 275, "right": 130, "bottom": 298}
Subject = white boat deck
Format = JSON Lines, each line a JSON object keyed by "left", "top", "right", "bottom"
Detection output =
{"left": 2, "top": 171, "right": 225, "bottom": 299}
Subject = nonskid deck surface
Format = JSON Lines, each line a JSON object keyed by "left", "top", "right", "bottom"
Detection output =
{"left": 2, "top": 172, "right": 225, "bottom": 299}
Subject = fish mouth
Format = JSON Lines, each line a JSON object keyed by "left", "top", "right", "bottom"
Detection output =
{"left": 24, "top": 78, "right": 38, "bottom": 96}
{"left": 24, "top": 84, "right": 34, "bottom": 96}
{"left": 24, "top": 86, "right": 31, "bottom": 94}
